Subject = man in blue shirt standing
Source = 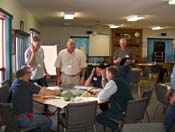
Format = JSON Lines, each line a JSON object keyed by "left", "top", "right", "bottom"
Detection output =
{"left": 164, "top": 37, "right": 175, "bottom": 132}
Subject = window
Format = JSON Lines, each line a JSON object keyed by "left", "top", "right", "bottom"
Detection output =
{"left": 30, "top": 28, "right": 40, "bottom": 43}
{"left": 0, "top": 8, "right": 13, "bottom": 83}
{"left": 71, "top": 36, "right": 89, "bottom": 56}
{"left": 147, "top": 38, "right": 174, "bottom": 62}
{"left": 14, "top": 30, "right": 30, "bottom": 70}
{"left": 0, "top": 15, "right": 5, "bottom": 81}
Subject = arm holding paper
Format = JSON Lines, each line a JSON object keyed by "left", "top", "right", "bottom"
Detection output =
{"left": 39, "top": 87, "right": 61, "bottom": 96}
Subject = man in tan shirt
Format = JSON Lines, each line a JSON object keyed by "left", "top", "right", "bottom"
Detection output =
{"left": 54, "top": 39, "right": 87, "bottom": 86}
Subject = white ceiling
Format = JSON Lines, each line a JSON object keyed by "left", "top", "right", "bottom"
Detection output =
{"left": 18, "top": 0, "right": 175, "bottom": 29}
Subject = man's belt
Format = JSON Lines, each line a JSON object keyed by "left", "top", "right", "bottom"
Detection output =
{"left": 62, "top": 72, "right": 80, "bottom": 77}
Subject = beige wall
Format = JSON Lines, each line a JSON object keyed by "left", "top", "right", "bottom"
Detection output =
{"left": 40, "top": 26, "right": 111, "bottom": 50}
{"left": 142, "top": 29, "right": 175, "bottom": 58}
{"left": 41, "top": 26, "right": 175, "bottom": 59}
{"left": 0, "top": 0, "right": 40, "bottom": 32}
{"left": 1, "top": 0, "right": 175, "bottom": 59}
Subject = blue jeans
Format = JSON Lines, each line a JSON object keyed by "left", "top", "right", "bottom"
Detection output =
{"left": 164, "top": 105, "right": 175, "bottom": 132}
{"left": 96, "top": 111, "right": 124, "bottom": 132}
{"left": 14, "top": 112, "right": 52, "bottom": 132}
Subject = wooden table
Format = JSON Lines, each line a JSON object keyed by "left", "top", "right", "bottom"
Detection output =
{"left": 136, "top": 63, "right": 156, "bottom": 67}
{"left": 131, "top": 68, "right": 142, "bottom": 72}
{"left": 136, "top": 63, "right": 157, "bottom": 79}
{"left": 33, "top": 86, "right": 101, "bottom": 132}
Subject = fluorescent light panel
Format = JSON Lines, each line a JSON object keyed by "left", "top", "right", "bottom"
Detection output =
{"left": 152, "top": 26, "right": 163, "bottom": 30}
{"left": 64, "top": 13, "right": 74, "bottom": 19}
{"left": 169, "top": 0, "right": 175, "bottom": 5}
{"left": 109, "top": 24, "right": 120, "bottom": 28}
{"left": 127, "top": 15, "right": 144, "bottom": 21}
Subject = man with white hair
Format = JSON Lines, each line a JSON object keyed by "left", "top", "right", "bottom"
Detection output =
{"left": 54, "top": 38, "right": 87, "bottom": 86}
{"left": 113, "top": 38, "right": 135, "bottom": 84}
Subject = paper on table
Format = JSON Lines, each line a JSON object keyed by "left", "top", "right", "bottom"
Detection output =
{"left": 74, "top": 85, "right": 93, "bottom": 90}
{"left": 47, "top": 86, "right": 60, "bottom": 90}
{"left": 70, "top": 97, "right": 98, "bottom": 103}
{"left": 40, "top": 95, "right": 61, "bottom": 99}
{"left": 44, "top": 97, "right": 68, "bottom": 108}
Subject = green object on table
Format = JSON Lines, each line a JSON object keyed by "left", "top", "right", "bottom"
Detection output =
{"left": 60, "top": 87, "right": 82, "bottom": 101}
{"left": 61, "top": 86, "right": 73, "bottom": 91}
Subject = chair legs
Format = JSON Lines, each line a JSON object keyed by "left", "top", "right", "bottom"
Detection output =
{"left": 145, "top": 110, "right": 150, "bottom": 122}
{"left": 93, "top": 125, "right": 96, "bottom": 132}
{"left": 153, "top": 102, "right": 168, "bottom": 118}
{"left": 103, "top": 125, "right": 106, "bottom": 132}
{"left": 103, "top": 123, "right": 122, "bottom": 132}
{"left": 137, "top": 82, "right": 141, "bottom": 95}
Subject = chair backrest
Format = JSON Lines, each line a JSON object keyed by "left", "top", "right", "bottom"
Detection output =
{"left": 142, "top": 88, "right": 153, "bottom": 107}
{"left": 125, "top": 97, "right": 148, "bottom": 123}
{"left": 0, "top": 80, "right": 9, "bottom": 87}
{"left": 151, "top": 64, "right": 161, "bottom": 73}
{"left": 0, "top": 85, "right": 9, "bottom": 103}
{"left": 65, "top": 101, "right": 97, "bottom": 130}
{"left": 0, "top": 102, "right": 18, "bottom": 131}
{"left": 129, "top": 70, "right": 141, "bottom": 83}
{"left": 155, "top": 84, "right": 169, "bottom": 106}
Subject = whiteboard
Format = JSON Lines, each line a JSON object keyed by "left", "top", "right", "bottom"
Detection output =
{"left": 89, "top": 34, "right": 110, "bottom": 56}
{"left": 41, "top": 45, "right": 57, "bottom": 75}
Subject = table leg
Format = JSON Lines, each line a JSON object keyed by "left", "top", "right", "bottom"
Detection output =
{"left": 56, "top": 108, "right": 61, "bottom": 132}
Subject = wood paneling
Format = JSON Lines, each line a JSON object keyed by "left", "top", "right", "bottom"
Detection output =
{"left": 112, "top": 28, "right": 143, "bottom": 62}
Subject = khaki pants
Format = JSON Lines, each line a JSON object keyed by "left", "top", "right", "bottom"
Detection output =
{"left": 61, "top": 73, "right": 80, "bottom": 86}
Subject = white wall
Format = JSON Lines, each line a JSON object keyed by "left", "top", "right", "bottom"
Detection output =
{"left": 0, "top": 0, "right": 40, "bottom": 32}
{"left": 40, "top": 26, "right": 111, "bottom": 51}
{"left": 142, "top": 28, "right": 175, "bottom": 58}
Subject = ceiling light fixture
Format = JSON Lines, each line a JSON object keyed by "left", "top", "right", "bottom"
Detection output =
{"left": 169, "top": 0, "right": 175, "bottom": 5}
{"left": 152, "top": 26, "right": 163, "bottom": 30}
{"left": 127, "top": 15, "right": 144, "bottom": 21}
{"left": 64, "top": 13, "right": 74, "bottom": 20}
{"left": 109, "top": 24, "right": 120, "bottom": 28}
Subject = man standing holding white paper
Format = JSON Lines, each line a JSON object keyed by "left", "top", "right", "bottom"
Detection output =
{"left": 113, "top": 38, "right": 135, "bottom": 84}
{"left": 54, "top": 39, "right": 87, "bottom": 86}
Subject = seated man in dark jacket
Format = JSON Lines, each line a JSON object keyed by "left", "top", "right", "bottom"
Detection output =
{"left": 85, "top": 64, "right": 106, "bottom": 88}
{"left": 96, "top": 66, "right": 133, "bottom": 132}
{"left": 85, "top": 64, "right": 109, "bottom": 111}
{"left": 9, "top": 66, "right": 61, "bottom": 132}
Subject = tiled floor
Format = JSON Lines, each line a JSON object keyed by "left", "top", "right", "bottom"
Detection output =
{"left": 33, "top": 78, "right": 175, "bottom": 132}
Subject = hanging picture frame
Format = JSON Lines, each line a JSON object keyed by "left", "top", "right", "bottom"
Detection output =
{"left": 20, "top": 20, "right": 24, "bottom": 31}
{"left": 124, "top": 33, "right": 131, "bottom": 40}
